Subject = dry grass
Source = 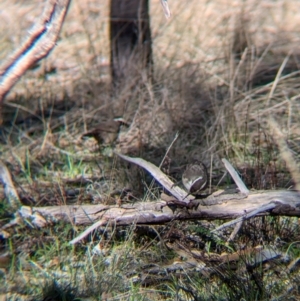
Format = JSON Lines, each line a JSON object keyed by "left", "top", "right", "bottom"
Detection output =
{"left": 1, "top": 0, "right": 300, "bottom": 299}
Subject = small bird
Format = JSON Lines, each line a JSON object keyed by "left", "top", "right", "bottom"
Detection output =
{"left": 82, "top": 117, "right": 128, "bottom": 146}
{"left": 182, "top": 161, "right": 208, "bottom": 196}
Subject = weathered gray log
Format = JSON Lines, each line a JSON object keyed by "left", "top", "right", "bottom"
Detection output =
{"left": 3, "top": 154, "right": 300, "bottom": 244}
{"left": 18, "top": 190, "right": 300, "bottom": 227}
{"left": 15, "top": 152, "right": 300, "bottom": 244}
{"left": 15, "top": 189, "right": 300, "bottom": 244}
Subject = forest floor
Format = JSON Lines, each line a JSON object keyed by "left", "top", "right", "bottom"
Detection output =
{"left": 1, "top": 0, "right": 300, "bottom": 300}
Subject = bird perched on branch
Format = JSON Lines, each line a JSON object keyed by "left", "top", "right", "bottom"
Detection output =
{"left": 82, "top": 117, "right": 128, "bottom": 146}
{"left": 182, "top": 161, "right": 208, "bottom": 196}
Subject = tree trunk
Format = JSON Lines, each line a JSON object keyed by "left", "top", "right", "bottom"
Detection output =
{"left": 110, "top": 0, "right": 152, "bottom": 93}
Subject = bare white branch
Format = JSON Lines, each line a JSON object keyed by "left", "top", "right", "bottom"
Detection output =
{"left": 0, "top": 160, "right": 21, "bottom": 210}
{"left": 222, "top": 158, "right": 249, "bottom": 194}
{"left": 0, "top": 0, "right": 70, "bottom": 104}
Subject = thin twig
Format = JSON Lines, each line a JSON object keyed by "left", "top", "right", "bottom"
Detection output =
{"left": 265, "top": 52, "right": 291, "bottom": 107}
{"left": 227, "top": 221, "right": 243, "bottom": 243}
{"left": 221, "top": 158, "right": 249, "bottom": 240}
{"left": 212, "top": 202, "right": 277, "bottom": 233}
{"left": 160, "top": 0, "right": 171, "bottom": 19}
{"left": 145, "top": 132, "right": 179, "bottom": 200}
{"left": 159, "top": 131, "right": 179, "bottom": 169}
{"left": 69, "top": 220, "right": 106, "bottom": 245}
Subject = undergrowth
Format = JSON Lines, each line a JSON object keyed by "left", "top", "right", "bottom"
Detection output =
{"left": 1, "top": 0, "right": 300, "bottom": 300}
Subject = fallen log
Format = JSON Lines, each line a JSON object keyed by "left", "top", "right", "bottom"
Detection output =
{"left": 2, "top": 154, "right": 300, "bottom": 244}
{"left": 18, "top": 189, "right": 300, "bottom": 225}
{"left": 16, "top": 189, "right": 300, "bottom": 244}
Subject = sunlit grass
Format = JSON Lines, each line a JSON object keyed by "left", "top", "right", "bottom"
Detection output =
{"left": 0, "top": 0, "right": 300, "bottom": 299}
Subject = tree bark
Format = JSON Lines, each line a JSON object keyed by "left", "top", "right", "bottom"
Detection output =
{"left": 110, "top": 0, "right": 152, "bottom": 92}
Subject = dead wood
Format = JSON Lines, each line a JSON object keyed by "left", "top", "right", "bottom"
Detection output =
{"left": 115, "top": 152, "right": 195, "bottom": 205}
{"left": 222, "top": 158, "right": 249, "bottom": 194}
{"left": 13, "top": 189, "right": 300, "bottom": 245}
{"left": 2, "top": 154, "right": 300, "bottom": 244}
{"left": 221, "top": 158, "right": 249, "bottom": 241}
{"left": 0, "top": 160, "right": 21, "bottom": 210}
{"left": 0, "top": 0, "right": 70, "bottom": 104}
{"left": 160, "top": 0, "right": 171, "bottom": 19}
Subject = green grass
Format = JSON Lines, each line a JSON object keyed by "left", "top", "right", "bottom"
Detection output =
{"left": 1, "top": 0, "right": 300, "bottom": 300}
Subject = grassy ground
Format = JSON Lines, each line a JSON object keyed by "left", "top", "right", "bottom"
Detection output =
{"left": 1, "top": 0, "right": 300, "bottom": 300}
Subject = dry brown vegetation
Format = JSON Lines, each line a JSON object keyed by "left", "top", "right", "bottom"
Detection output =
{"left": 1, "top": 0, "right": 300, "bottom": 300}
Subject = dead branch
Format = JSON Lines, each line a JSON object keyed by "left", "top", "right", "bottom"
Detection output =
{"left": 11, "top": 189, "right": 300, "bottom": 244}
{"left": 2, "top": 154, "right": 300, "bottom": 245}
{"left": 115, "top": 152, "right": 194, "bottom": 205}
{"left": 0, "top": 160, "right": 21, "bottom": 210}
{"left": 221, "top": 158, "right": 249, "bottom": 194}
{"left": 221, "top": 158, "right": 249, "bottom": 241}
{"left": 0, "top": 0, "right": 70, "bottom": 104}
{"left": 160, "top": 0, "right": 171, "bottom": 19}
{"left": 227, "top": 221, "right": 243, "bottom": 243}
{"left": 212, "top": 202, "right": 277, "bottom": 234}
